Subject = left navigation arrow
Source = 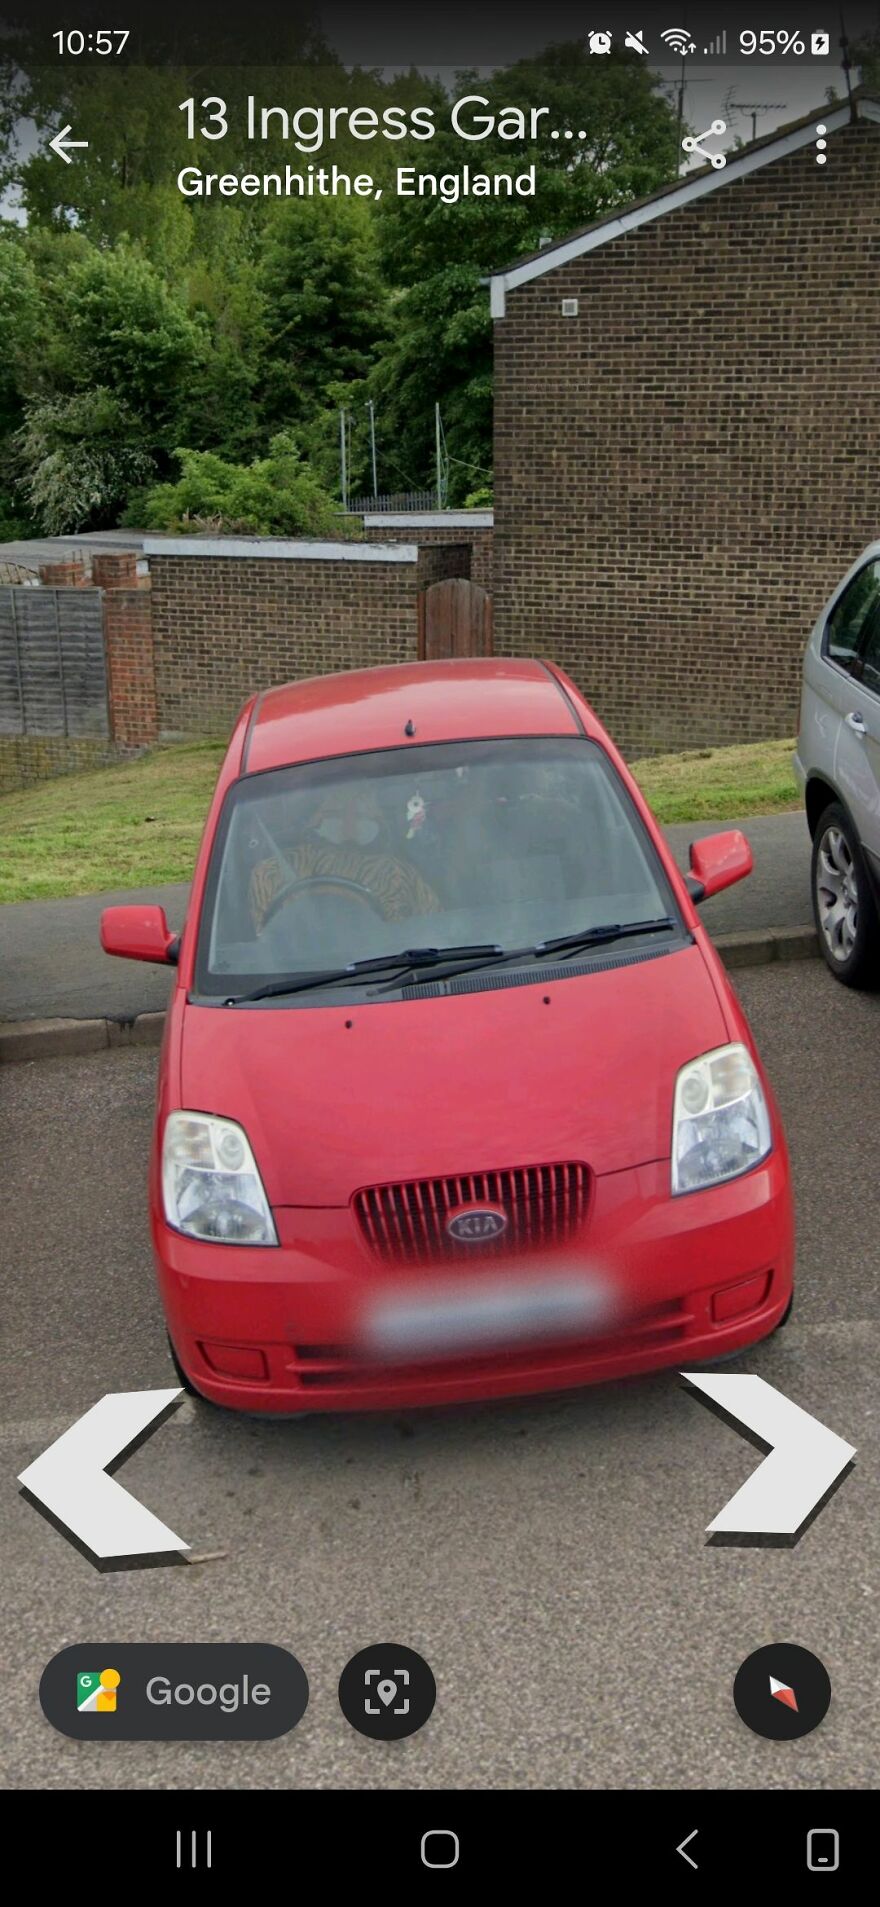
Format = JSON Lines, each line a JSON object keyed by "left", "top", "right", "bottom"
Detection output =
{"left": 49, "top": 124, "right": 89, "bottom": 164}
{"left": 18, "top": 1390, "right": 189, "bottom": 1564}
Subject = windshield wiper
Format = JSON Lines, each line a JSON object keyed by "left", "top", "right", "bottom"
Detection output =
{"left": 221, "top": 944, "right": 504, "bottom": 1004}
{"left": 535, "top": 916, "right": 678, "bottom": 957}
{"left": 367, "top": 917, "right": 680, "bottom": 994}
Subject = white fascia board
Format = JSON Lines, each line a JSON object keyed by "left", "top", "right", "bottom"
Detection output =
{"left": 361, "top": 512, "right": 493, "bottom": 529}
{"left": 489, "top": 104, "right": 855, "bottom": 317}
{"left": 142, "top": 537, "right": 418, "bottom": 562}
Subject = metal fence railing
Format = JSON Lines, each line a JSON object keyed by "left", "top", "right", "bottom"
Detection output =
{"left": 348, "top": 490, "right": 439, "bottom": 515}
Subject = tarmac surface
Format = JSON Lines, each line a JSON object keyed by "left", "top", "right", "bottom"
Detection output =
{"left": 1, "top": 960, "right": 876, "bottom": 1791}
{"left": 0, "top": 811, "right": 812, "bottom": 1023}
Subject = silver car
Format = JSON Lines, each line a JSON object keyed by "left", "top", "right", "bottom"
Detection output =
{"left": 794, "top": 542, "right": 880, "bottom": 985}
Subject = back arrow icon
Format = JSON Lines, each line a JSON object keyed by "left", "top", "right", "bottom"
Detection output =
{"left": 49, "top": 124, "right": 89, "bottom": 164}
{"left": 18, "top": 1389, "right": 189, "bottom": 1566}
{"left": 682, "top": 1373, "right": 855, "bottom": 1543}
{"left": 677, "top": 1829, "right": 698, "bottom": 1869}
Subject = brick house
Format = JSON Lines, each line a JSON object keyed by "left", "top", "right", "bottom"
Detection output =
{"left": 490, "top": 93, "right": 880, "bottom": 755}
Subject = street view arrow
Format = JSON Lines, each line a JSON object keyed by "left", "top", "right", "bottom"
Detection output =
{"left": 676, "top": 1829, "right": 699, "bottom": 1870}
{"left": 682, "top": 1372, "right": 855, "bottom": 1542}
{"left": 49, "top": 124, "right": 89, "bottom": 164}
{"left": 18, "top": 1389, "right": 189, "bottom": 1564}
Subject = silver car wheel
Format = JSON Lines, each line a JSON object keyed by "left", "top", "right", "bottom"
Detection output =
{"left": 815, "top": 825, "right": 859, "bottom": 961}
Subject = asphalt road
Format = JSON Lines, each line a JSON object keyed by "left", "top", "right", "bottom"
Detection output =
{"left": 0, "top": 812, "right": 811, "bottom": 1022}
{"left": 2, "top": 959, "right": 877, "bottom": 1792}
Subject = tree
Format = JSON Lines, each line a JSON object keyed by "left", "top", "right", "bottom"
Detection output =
{"left": 371, "top": 45, "right": 681, "bottom": 496}
{"left": 0, "top": 230, "right": 45, "bottom": 530}
{"left": 57, "top": 246, "right": 207, "bottom": 427}
{"left": 16, "top": 389, "right": 157, "bottom": 534}
{"left": 257, "top": 199, "right": 389, "bottom": 432}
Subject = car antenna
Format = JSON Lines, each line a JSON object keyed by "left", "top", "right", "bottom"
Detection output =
{"left": 405, "top": 719, "right": 416, "bottom": 736}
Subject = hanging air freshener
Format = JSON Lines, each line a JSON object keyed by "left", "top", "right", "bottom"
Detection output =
{"left": 406, "top": 790, "right": 427, "bottom": 838}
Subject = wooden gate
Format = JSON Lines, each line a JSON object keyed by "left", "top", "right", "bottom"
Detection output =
{"left": 418, "top": 578, "right": 493, "bottom": 660}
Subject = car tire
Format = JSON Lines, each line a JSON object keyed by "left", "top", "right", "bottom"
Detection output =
{"left": 811, "top": 802, "right": 880, "bottom": 988}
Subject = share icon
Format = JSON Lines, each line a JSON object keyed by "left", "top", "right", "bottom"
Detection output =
{"left": 681, "top": 119, "right": 727, "bottom": 169}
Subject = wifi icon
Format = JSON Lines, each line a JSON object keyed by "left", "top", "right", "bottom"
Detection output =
{"left": 662, "top": 26, "right": 696, "bottom": 56}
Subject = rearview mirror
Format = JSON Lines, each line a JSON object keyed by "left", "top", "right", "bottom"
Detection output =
{"left": 100, "top": 904, "right": 179, "bottom": 964}
{"left": 686, "top": 830, "right": 752, "bottom": 903}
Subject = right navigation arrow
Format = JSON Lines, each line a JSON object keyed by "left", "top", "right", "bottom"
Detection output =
{"left": 682, "top": 1372, "right": 855, "bottom": 1542}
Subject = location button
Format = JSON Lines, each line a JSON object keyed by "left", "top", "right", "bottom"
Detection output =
{"left": 41, "top": 1642, "right": 309, "bottom": 1740}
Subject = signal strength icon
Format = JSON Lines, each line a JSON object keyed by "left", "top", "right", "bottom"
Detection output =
{"left": 703, "top": 30, "right": 727, "bottom": 56}
{"left": 661, "top": 26, "right": 697, "bottom": 56}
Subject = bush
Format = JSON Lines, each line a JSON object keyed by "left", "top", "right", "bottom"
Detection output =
{"left": 16, "top": 388, "right": 157, "bottom": 534}
{"left": 137, "top": 432, "right": 350, "bottom": 537}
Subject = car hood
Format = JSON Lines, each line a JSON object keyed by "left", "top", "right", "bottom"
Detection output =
{"left": 180, "top": 944, "right": 730, "bottom": 1205}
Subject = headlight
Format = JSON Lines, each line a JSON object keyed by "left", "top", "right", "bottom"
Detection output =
{"left": 161, "top": 1112, "right": 278, "bottom": 1244}
{"left": 672, "top": 1043, "right": 771, "bottom": 1195}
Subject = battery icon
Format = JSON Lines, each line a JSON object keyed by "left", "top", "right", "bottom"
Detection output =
{"left": 811, "top": 31, "right": 831, "bottom": 55}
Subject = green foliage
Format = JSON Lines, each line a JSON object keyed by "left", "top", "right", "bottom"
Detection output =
{"left": 257, "top": 199, "right": 389, "bottom": 430}
{"left": 136, "top": 431, "right": 347, "bottom": 537}
{"left": 58, "top": 247, "right": 207, "bottom": 427}
{"left": 0, "top": 36, "right": 681, "bottom": 528}
{"left": 16, "top": 388, "right": 157, "bottom": 534}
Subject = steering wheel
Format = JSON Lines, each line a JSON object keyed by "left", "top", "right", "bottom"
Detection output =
{"left": 260, "top": 873, "right": 385, "bottom": 929}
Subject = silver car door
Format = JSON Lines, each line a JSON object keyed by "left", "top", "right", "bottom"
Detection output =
{"left": 829, "top": 561, "right": 880, "bottom": 862}
{"left": 843, "top": 604, "right": 880, "bottom": 873}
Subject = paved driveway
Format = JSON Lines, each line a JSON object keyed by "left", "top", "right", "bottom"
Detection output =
{"left": 1, "top": 960, "right": 876, "bottom": 1790}
{"left": 0, "top": 812, "right": 811, "bottom": 1022}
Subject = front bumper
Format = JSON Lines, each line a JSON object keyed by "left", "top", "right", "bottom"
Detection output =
{"left": 154, "top": 1150, "right": 794, "bottom": 1413}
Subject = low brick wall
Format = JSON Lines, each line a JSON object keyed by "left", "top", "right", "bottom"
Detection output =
{"left": 0, "top": 734, "right": 119, "bottom": 793}
{"left": 361, "top": 512, "right": 494, "bottom": 591}
{"left": 144, "top": 537, "right": 421, "bottom": 736}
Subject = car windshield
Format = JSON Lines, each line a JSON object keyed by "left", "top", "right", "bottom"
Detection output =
{"left": 193, "top": 737, "right": 680, "bottom": 998}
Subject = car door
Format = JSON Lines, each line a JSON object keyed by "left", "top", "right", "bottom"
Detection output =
{"left": 824, "top": 559, "right": 880, "bottom": 864}
{"left": 841, "top": 601, "right": 880, "bottom": 877}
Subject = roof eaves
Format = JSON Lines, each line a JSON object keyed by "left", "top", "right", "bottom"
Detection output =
{"left": 489, "top": 93, "right": 877, "bottom": 318}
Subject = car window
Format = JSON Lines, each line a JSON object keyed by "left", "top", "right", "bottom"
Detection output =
{"left": 193, "top": 737, "right": 681, "bottom": 998}
{"left": 824, "top": 560, "right": 880, "bottom": 672}
{"left": 857, "top": 609, "right": 880, "bottom": 697}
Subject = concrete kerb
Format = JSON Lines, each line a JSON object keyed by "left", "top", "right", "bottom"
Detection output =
{"left": 0, "top": 927, "right": 820, "bottom": 1064}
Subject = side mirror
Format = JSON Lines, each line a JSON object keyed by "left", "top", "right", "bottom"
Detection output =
{"left": 100, "top": 904, "right": 179, "bottom": 964}
{"left": 686, "top": 830, "right": 753, "bottom": 903}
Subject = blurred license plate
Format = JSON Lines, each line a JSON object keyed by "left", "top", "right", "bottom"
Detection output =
{"left": 364, "top": 1275, "right": 609, "bottom": 1361}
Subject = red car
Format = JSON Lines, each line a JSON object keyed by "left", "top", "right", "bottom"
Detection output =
{"left": 102, "top": 658, "right": 794, "bottom": 1413}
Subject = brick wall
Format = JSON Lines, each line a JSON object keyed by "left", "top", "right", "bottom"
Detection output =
{"left": 417, "top": 542, "right": 473, "bottom": 587}
{"left": 361, "top": 514, "right": 495, "bottom": 591}
{"left": 103, "top": 581, "right": 157, "bottom": 749}
{"left": 146, "top": 542, "right": 420, "bottom": 735}
{"left": 0, "top": 734, "right": 118, "bottom": 793}
{"left": 493, "top": 118, "right": 880, "bottom": 754}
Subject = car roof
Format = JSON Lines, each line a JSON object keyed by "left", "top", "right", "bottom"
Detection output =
{"left": 242, "top": 657, "right": 597, "bottom": 775}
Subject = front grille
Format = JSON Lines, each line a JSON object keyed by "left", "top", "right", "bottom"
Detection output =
{"left": 352, "top": 1162, "right": 591, "bottom": 1264}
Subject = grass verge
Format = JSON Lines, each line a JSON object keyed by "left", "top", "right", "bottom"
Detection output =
{"left": 0, "top": 735, "right": 799, "bottom": 905}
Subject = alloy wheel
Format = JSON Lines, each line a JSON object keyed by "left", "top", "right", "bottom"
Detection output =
{"left": 815, "top": 824, "right": 859, "bottom": 962}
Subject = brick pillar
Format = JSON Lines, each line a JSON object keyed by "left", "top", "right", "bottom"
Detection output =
{"left": 92, "top": 550, "right": 139, "bottom": 590}
{"left": 38, "top": 557, "right": 87, "bottom": 587}
{"left": 102, "top": 576, "right": 158, "bottom": 750}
